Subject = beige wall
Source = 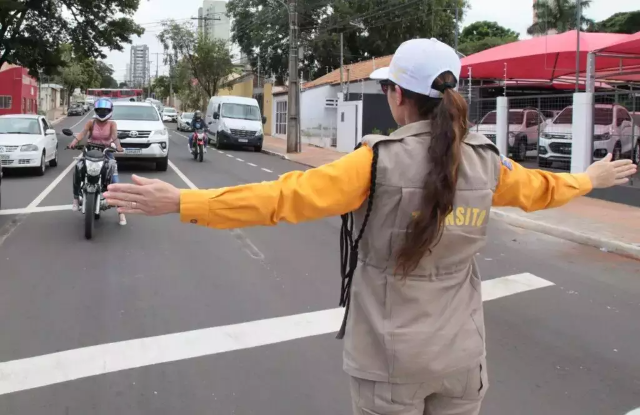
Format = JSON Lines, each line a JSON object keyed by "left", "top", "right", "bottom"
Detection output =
{"left": 218, "top": 77, "right": 253, "bottom": 98}
{"left": 263, "top": 83, "right": 273, "bottom": 136}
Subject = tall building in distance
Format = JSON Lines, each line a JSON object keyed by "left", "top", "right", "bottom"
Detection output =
{"left": 129, "top": 45, "right": 149, "bottom": 88}
{"left": 125, "top": 63, "right": 131, "bottom": 86}
{"left": 198, "top": 0, "right": 230, "bottom": 42}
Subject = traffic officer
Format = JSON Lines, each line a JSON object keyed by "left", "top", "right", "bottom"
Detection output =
{"left": 104, "top": 38, "right": 636, "bottom": 415}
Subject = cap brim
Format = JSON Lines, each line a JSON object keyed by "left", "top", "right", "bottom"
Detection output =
{"left": 369, "top": 67, "right": 390, "bottom": 80}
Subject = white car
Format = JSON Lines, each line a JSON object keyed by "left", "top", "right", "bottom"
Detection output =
{"left": 472, "top": 108, "right": 546, "bottom": 161}
{"left": 0, "top": 114, "right": 59, "bottom": 176}
{"left": 177, "top": 112, "right": 194, "bottom": 132}
{"left": 162, "top": 107, "right": 178, "bottom": 123}
{"left": 111, "top": 102, "right": 169, "bottom": 171}
{"left": 76, "top": 101, "right": 90, "bottom": 113}
{"left": 538, "top": 104, "right": 639, "bottom": 168}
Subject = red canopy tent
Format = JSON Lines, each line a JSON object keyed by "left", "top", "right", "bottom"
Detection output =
{"left": 460, "top": 31, "right": 638, "bottom": 81}
{"left": 595, "top": 31, "right": 640, "bottom": 56}
{"left": 588, "top": 31, "right": 640, "bottom": 82}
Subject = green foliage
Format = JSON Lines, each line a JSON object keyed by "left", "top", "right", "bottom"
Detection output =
{"left": 152, "top": 75, "right": 172, "bottom": 100}
{"left": 527, "top": 0, "right": 594, "bottom": 36}
{"left": 226, "top": 0, "right": 469, "bottom": 84}
{"left": 157, "top": 21, "right": 234, "bottom": 99}
{"left": 458, "top": 21, "right": 519, "bottom": 55}
{"left": 458, "top": 36, "right": 518, "bottom": 56}
{"left": 591, "top": 11, "right": 640, "bottom": 34}
{"left": 0, "top": 0, "right": 144, "bottom": 77}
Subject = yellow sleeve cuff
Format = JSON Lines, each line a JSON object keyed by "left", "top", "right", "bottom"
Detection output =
{"left": 574, "top": 173, "right": 593, "bottom": 195}
{"left": 180, "top": 189, "right": 214, "bottom": 226}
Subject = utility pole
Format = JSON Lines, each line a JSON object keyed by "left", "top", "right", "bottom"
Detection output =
{"left": 575, "top": 0, "right": 581, "bottom": 92}
{"left": 151, "top": 53, "right": 163, "bottom": 98}
{"left": 286, "top": 0, "right": 300, "bottom": 153}
{"left": 169, "top": 57, "right": 174, "bottom": 107}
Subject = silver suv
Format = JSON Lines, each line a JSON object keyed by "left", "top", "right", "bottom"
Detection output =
{"left": 112, "top": 102, "right": 170, "bottom": 171}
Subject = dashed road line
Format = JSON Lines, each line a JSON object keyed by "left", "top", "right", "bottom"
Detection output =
{"left": 261, "top": 168, "right": 273, "bottom": 173}
{"left": 235, "top": 158, "right": 244, "bottom": 162}
{"left": 247, "top": 163, "right": 257, "bottom": 167}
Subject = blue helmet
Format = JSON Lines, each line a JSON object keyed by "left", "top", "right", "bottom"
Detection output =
{"left": 94, "top": 98, "right": 114, "bottom": 121}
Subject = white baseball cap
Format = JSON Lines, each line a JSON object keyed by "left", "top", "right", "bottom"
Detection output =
{"left": 370, "top": 38, "right": 462, "bottom": 98}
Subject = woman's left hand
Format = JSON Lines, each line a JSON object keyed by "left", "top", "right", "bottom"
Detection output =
{"left": 104, "top": 175, "right": 181, "bottom": 215}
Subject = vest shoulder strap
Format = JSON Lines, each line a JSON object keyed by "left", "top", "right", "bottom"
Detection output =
{"left": 361, "top": 134, "right": 403, "bottom": 148}
{"left": 463, "top": 132, "right": 500, "bottom": 156}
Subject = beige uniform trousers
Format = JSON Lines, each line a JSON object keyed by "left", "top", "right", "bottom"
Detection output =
{"left": 350, "top": 358, "right": 488, "bottom": 415}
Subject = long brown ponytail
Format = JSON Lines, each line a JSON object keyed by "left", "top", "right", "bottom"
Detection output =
{"left": 395, "top": 71, "right": 469, "bottom": 276}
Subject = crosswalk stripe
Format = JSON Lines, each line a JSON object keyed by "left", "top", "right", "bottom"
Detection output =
{"left": 0, "top": 272, "right": 554, "bottom": 396}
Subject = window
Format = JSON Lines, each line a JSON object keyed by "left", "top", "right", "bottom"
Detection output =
{"left": 0, "top": 118, "right": 41, "bottom": 134}
{"left": 617, "top": 108, "right": 632, "bottom": 126}
{"left": 221, "top": 103, "right": 261, "bottom": 121}
{"left": 41, "top": 118, "right": 49, "bottom": 133}
{"left": 275, "top": 100, "right": 287, "bottom": 135}
{"left": 0, "top": 96, "right": 12, "bottom": 109}
{"left": 111, "top": 105, "right": 160, "bottom": 121}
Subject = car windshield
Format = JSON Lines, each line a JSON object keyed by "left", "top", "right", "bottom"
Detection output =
{"left": 553, "top": 107, "right": 614, "bottom": 125}
{"left": 164, "top": 108, "right": 177, "bottom": 114}
{"left": 221, "top": 103, "right": 261, "bottom": 121}
{"left": 111, "top": 105, "right": 160, "bottom": 121}
{"left": 0, "top": 118, "right": 41, "bottom": 134}
{"left": 182, "top": 112, "right": 194, "bottom": 119}
{"left": 479, "top": 111, "right": 525, "bottom": 125}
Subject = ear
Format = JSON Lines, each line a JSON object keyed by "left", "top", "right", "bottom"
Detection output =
{"left": 395, "top": 85, "right": 403, "bottom": 106}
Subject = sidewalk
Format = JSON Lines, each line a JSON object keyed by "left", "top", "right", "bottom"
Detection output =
{"left": 48, "top": 107, "right": 67, "bottom": 125}
{"left": 262, "top": 135, "right": 640, "bottom": 260}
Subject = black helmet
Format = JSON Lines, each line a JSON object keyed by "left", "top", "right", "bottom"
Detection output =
{"left": 194, "top": 110, "right": 202, "bottom": 118}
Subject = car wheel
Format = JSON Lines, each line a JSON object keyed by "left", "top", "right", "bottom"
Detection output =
{"left": 49, "top": 147, "right": 59, "bottom": 167}
{"left": 156, "top": 156, "right": 169, "bottom": 171}
{"left": 254, "top": 144, "right": 263, "bottom": 152}
{"left": 538, "top": 158, "right": 552, "bottom": 168}
{"left": 36, "top": 152, "right": 46, "bottom": 176}
{"left": 613, "top": 143, "right": 622, "bottom": 161}
{"left": 512, "top": 138, "right": 527, "bottom": 162}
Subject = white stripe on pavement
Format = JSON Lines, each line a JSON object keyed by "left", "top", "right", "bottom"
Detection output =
{"left": 0, "top": 273, "right": 554, "bottom": 396}
{"left": 247, "top": 162, "right": 257, "bottom": 167}
{"left": 69, "top": 111, "right": 93, "bottom": 130}
{"left": 26, "top": 160, "right": 78, "bottom": 209}
{"left": 168, "top": 160, "right": 197, "bottom": 190}
{"left": 0, "top": 205, "right": 73, "bottom": 216}
{"left": 261, "top": 168, "right": 273, "bottom": 173}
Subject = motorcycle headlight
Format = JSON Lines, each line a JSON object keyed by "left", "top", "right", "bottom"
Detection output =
{"left": 85, "top": 160, "right": 104, "bottom": 176}
{"left": 153, "top": 129, "right": 168, "bottom": 136}
{"left": 594, "top": 133, "right": 610, "bottom": 141}
{"left": 20, "top": 144, "right": 39, "bottom": 152}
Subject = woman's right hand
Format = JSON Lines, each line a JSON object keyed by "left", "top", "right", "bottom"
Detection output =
{"left": 586, "top": 153, "right": 637, "bottom": 188}
{"left": 68, "top": 140, "right": 77, "bottom": 149}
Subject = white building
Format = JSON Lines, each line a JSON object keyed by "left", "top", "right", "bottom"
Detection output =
{"left": 130, "top": 45, "right": 149, "bottom": 88}
{"left": 198, "top": 1, "right": 230, "bottom": 42}
{"left": 125, "top": 63, "right": 131, "bottom": 85}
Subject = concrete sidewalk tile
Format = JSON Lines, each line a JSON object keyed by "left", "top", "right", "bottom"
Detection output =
{"left": 260, "top": 135, "right": 640, "bottom": 258}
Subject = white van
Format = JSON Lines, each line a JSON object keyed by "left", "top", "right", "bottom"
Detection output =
{"left": 206, "top": 96, "right": 266, "bottom": 151}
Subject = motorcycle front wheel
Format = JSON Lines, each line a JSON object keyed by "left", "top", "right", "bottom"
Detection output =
{"left": 85, "top": 192, "right": 96, "bottom": 240}
{"left": 198, "top": 144, "right": 204, "bottom": 162}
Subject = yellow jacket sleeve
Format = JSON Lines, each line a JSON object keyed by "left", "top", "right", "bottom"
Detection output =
{"left": 180, "top": 146, "right": 374, "bottom": 229}
{"left": 492, "top": 157, "right": 593, "bottom": 212}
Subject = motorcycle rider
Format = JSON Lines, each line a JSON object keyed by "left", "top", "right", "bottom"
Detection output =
{"left": 189, "top": 110, "right": 207, "bottom": 153}
{"left": 68, "top": 98, "right": 127, "bottom": 226}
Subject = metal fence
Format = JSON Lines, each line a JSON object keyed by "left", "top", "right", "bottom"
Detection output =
{"left": 300, "top": 117, "right": 337, "bottom": 148}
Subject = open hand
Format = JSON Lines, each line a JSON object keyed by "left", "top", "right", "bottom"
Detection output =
{"left": 586, "top": 153, "right": 637, "bottom": 188}
{"left": 104, "top": 175, "right": 181, "bottom": 215}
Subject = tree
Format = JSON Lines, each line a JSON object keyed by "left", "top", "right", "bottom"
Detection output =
{"left": 591, "top": 11, "right": 640, "bottom": 34}
{"left": 527, "top": 0, "right": 594, "bottom": 36}
{"left": 458, "top": 37, "right": 519, "bottom": 56}
{"left": 152, "top": 75, "right": 172, "bottom": 100}
{"left": 95, "top": 61, "right": 118, "bottom": 89}
{"left": 119, "top": 82, "right": 130, "bottom": 88}
{"left": 0, "top": 0, "right": 144, "bottom": 77}
{"left": 226, "top": 0, "right": 469, "bottom": 84}
{"left": 157, "top": 21, "right": 234, "bottom": 98}
{"left": 457, "top": 21, "right": 519, "bottom": 55}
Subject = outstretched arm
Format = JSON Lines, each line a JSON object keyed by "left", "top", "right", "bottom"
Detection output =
{"left": 493, "top": 154, "right": 637, "bottom": 211}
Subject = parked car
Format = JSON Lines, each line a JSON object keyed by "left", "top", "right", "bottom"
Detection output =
{"left": 206, "top": 95, "right": 266, "bottom": 151}
{"left": 0, "top": 114, "right": 59, "bottom": 176}
{"left": 177, "top": 112, "right": 195, "bottom": 132}
{"left": 538, "top": 104, "right": 640, "bottom": 168}
{"left": 162, "top": 107, "right": 178, "bottom": 123}
{"left": 67, "top": 104, "right": 84, "bottom": 116}
{"left": 111, "top": 101, "right": 169, "bottom": 171}
{"left": 472, "top": 108, "right": 546, "bottom": 161}
{"left": 75, "top": 101, "right": 90, "bottom": 113}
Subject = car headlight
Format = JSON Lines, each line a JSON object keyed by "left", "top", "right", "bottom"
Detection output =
{"left": 85, "top": 160, "right": 104, "bottom": 176}
{"left": 20, "top": 144, "right": 39, "bottom": 152}
{"left": 594, "top": 133, "right": 610, "bottom": 141}
{"left": 541, "top": 133, "right": 551, "bottom": 139}
{"left": 153, "top": 129, "right": 168, "bottom": 136}
{"left": 219, "top": 122, "right": 230, "bottom": 133}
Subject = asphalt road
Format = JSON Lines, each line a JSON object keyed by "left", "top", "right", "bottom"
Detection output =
{"left": 0, "top": 118, "right": 638, "bottom": 415}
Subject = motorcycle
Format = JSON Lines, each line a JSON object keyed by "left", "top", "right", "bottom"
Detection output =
{"left": 62, "top": 129, "right": 122, "bottom": 240}
{"left": 191, "top": 128, "right": 206, "bottom": 162}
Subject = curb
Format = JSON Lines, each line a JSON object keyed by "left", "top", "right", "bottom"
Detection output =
{"left": 260, "top": 148, "right": 316, "bottom": 168}
{"left": 51, "top": 115, "right": 68, "bottom": 126}
{"left": 491, "top": 209, "right": 640, "bottom": 261}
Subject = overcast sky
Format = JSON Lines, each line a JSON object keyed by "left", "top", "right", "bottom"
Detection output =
{"left": 105, "top": 0, "right": 639, "bottom": 82}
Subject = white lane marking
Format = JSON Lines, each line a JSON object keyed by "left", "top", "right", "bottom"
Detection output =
{"left": 69, "top": 111, "right": 93, "bottom": 130}
{"left": 235, "top": 158, "right": 244, "bottom": 162}
{"left": 0, "top": 205, "right": 73, "bottom": 216}
{"left": 247, "top": 163, "right": 257, "bottom": 167}
{"left": 168, "top": 160, "right": 197, "bottom": 190}
{"left": 226, "top": 154, "right": 234, "bottom": 158}
{"left": 0, "top": 273, "right": 553, "bottom": 396}
{"left": 25, "top": 160, "right": 78, "bottom": 209}
{"left": 217, "top": 150, "right": 224, "bottom": 154}
{"left": 261, "top": 168, "right": 273, "bottom": 173}
{"left": 481, "top": 273, "right": 554, "bottom": 301}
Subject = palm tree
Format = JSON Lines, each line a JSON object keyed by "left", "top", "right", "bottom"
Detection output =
{"left": 527, "top": 0, "right": 595, "bottom": 36}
